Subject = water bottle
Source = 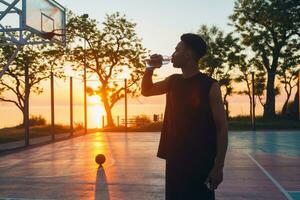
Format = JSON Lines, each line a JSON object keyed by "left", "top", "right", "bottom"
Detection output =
{"left": 146, "top": 55, "right": 172, "bottom": 68}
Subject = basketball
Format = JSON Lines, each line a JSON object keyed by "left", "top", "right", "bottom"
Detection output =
{"left": 95, "top": 154, "right": 106, "bottom": 165}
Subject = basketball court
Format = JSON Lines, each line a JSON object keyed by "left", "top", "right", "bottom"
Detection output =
{"left": 1, "top": 0, "right": 300, "bottom": 199}
{"left": 0, "top": 131, "right": 299, "bottom": 200}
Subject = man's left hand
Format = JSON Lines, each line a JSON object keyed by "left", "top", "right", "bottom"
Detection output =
{"left": 205, "top": 165, "right": 223, "bottom": 190}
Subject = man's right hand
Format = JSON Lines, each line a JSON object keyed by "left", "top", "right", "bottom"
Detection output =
{"left": 141, "top": 56, "right": 170, "bottom": 96}
{"left": 146, "top": 54, "right": 163, "bottom": 69}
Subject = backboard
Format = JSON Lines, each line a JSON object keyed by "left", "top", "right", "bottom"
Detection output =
{"left": 23, "top": 0, "right": 66, "bottom": 45}
{"left": 0, "top": 0, "right": 67, "bottom": 78}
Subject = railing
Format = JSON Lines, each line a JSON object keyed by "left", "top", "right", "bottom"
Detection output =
{"left": 121, "top": 118, "right": 149, "bottom": 127}
{"left": 101, "top": 114, "right": 164, "bottom": 128}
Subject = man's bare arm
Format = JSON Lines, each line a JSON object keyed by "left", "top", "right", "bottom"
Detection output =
{"left": 141, "top": 68, "right": 169, "bottom": 96}
{"left": 205, "top": 82, "right": 228, "bottom": 190}
{"left": 209, "top": 82, "right": 228, "bottom": 168}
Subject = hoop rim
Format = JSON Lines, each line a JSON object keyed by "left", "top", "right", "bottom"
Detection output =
{"left": 41, "top": 29, "right": 67, "bottom": 42}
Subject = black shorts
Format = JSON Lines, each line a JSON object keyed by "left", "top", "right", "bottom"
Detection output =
{"left": 165, "top": 160, "right": 215, "bottom": 200}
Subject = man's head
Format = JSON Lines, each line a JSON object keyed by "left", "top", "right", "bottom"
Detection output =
{"left": 171, "top": 33, "right": 207, "bottom": 68}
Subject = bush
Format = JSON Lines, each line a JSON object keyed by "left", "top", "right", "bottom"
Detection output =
{"left": 134, "top": 115, "right": 151, "bottom": 123}
{"left": 29, "top": 115, "right": 46, "bottom": 126}
{"left": 15, "top": 115, "right": 46, "bottom": 128}
{"left": 74, "top": 122, "right": 84, "bottom": 130}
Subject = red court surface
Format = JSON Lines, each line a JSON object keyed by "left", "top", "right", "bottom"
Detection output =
{"left": 0, "top": 132, "right": 299, "bottom": 199}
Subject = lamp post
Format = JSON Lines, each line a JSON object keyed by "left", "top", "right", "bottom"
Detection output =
{"left": 124, "top": 78, "right": 128, "bottom": 133}
{"left": 251, "top": 71, "right": 256, "bottom": 131}
{"left": 298, "top": 71, "right": 300, "bottom": 121}
{"left": 83, "top": 39, "right": 87, "bottom": 134}
{"left": 50, "top": 67, "right": 55, "bottom": 141}
{"left": 24, "top": 58, "right": 29, "bottom": 146}
{"left": 64, "top": 65, "right": 75, "bottom": 137}
{"left": 122, "top": 66, "right": 131, "bottom": 133}
{"left": 82, "top": 14, "right": 89, "bottom": 135}
{"left": 70, "top": 76, "right": 73, "bottom": 136}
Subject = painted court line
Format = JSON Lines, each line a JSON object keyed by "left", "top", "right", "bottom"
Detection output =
{"left": 247, "top": 153, "right": 293, "bottom": 200}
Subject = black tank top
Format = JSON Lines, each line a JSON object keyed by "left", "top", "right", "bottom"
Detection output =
{"left": 157, "top": 72, "right": 217, "bottom": 168}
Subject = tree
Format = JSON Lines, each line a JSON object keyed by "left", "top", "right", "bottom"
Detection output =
{"left": 233, "top": 54, "right": 266, "bottom": 117}
{"left": 67, "top": 12, "right": 148, "bottom": 127}
{"left": 249, "top": 58, "right": 281, "bottom": 111}
{"left": 277, "top": 43, "right": 300, "bottom": 115}
{"left": 197, "top": 25, "right": 240, "bottom": 117}
{"left": 230, "top": 0, "right": 300, "bottom": 118}
{"left": 290, "top": 82, "right": 299, "bottom": 120}
{"left": 0, "top": 38, "right": 64, "bottom": 126}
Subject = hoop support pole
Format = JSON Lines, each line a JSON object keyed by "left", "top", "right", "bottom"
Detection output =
{"left": 0, "top": 32, "right": 33, "bottom": 78}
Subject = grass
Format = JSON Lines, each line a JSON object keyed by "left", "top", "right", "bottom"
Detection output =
{"left": 0, "top": 116, "right": 299, "bottom": 144}
{"left": 100, "top": 116, "right": 300, "bottom": 132}
{"left": 0, "top": 125, "right": 87, "bottom": 144}
{"left": 228, "top": 116, "right": 300, "bottom": 130}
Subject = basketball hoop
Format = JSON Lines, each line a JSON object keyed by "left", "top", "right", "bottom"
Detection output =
{"left": 0, "top": 0, "right": 66, "bottom": 79}
{"left": 41, "top": 29, "right": 66, "bottom": 40}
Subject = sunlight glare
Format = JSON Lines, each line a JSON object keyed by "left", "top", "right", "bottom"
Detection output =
{"left": 90, "top": 105, "right": 105, "bottom": 128}
{"left": 88, "top": 95, "right": 101, "bottom": 105}
{"left": 64, "top": 64, "right": 75, "bottom": 77}
{"left": 119, "top": 66, "right": 132, "bottom": 79}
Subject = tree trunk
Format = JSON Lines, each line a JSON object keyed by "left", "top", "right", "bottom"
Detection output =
{"left": 225, "top": 101, "right": 229, "bottom": 119}
{"left": 281, "top": 101, "right": 288, "bottom": 115}
{"left": 22, "top": 110, "right": 26, "bottom": 127}
{"left": 102, "top": 95, "right": 115, "bottom": 127}
{"left": 223, "top": 93, "right": 229, "bottom": 119}
{"left": 249, "top": 95, "right": 252, "bottom": 120}
{"left": 281, "top": 80, "right": 294, "bottom": 116}
{"left": 263, "top": 70, "right": 276, "bottom": 118}
{"left": 291, "top": 84, "right": 299, "bottom": 120}
{"left": 281, "top": 93, "right": 291, "bottom": 115}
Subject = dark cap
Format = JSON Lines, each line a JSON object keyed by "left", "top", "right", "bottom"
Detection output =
{"left": 181, "top": 33, "right": 207, "bottom": 59}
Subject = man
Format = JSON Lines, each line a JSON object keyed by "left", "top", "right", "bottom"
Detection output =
{"left": 141, "top": 33, "right": 228, "bottom": 200}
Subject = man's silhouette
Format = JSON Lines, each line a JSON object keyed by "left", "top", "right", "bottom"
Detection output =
{"left": 141, "top": 33, "right": 228, "bottom": 200}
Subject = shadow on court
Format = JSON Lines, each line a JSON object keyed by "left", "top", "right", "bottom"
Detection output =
{"left": 95, "top": 167, "right": 110, "bottom": 200}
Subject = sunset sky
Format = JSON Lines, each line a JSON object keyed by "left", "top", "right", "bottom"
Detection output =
{"left": 59, "top": 0, "right": 236, "bottom": 79}
{"left": 0, "top": 0, "right": 294, "bottom": 127}
{"left": 55, "top": 0, "right": 251, "bottom": 105}
{"left": 4, "top": 0, "right": 237, "bottom": 102}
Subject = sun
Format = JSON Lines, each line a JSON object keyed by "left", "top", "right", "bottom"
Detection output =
{"left": 89, "top": 105, "right": 106, "bottom": 128}
{"left": 88, "top": 95, "right": 101, "bottom": 105}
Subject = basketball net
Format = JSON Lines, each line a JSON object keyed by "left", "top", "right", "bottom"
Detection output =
{"left": 41, "top": 29, "right": 66, "bottom": 40}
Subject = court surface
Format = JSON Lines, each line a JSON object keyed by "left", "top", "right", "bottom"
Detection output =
{"left": 0, "top": 131, "right": 299, "bottom": 200}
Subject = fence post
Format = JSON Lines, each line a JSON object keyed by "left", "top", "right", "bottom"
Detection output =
{"left": 50, "top": 71, "right": 55, "bottom": 141}
{"left": 251, "top": 72, "right": 256, "bottom": 131}
{"left": 70, "top": 77, "right": 73, "bottom": 136}
{"left": 24, "top": 58, "right": 29, "bottom": 146}
{"left": 102, "top": 116, "right": 105, "bottom": 129}
{"left": 298, "top": 71, "right": 300, "bottom": 121}
{"left": 124, "top": 79, "right": 128, "bottom": 133}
